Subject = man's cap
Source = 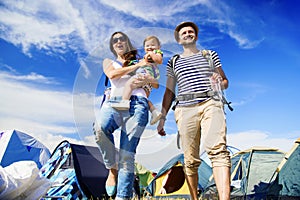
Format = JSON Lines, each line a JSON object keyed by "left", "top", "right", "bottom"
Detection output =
{"left": 174, "top": 21, "right": 199, "bottom": 42}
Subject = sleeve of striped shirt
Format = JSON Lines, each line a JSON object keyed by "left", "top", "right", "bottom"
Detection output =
{"left": 166, "top": 58, "right": 175, "bottom": 78}
{"left": 211, "top": 50, "right": 222, "bottom": 69}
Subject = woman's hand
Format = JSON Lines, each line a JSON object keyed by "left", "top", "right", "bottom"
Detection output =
{"left": 142, "top": 73, "right": 159, "bottom": 89}
{"left": 132, "top": 73, "right": 151, "bottom": 87}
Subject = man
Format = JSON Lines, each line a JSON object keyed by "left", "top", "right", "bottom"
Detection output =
{"left": 157, "top": 22, "right": 231, "bottom": 200}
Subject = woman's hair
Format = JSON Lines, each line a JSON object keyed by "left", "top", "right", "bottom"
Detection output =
{"left": 109, "top": 31, "right": 139, "bottom": 67}
{"left": 143, "top": 35, "right": 161, "bottom": 47}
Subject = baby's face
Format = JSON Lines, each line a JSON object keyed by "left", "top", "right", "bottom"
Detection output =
{"left": 144, "top": 38, "right": 160, "bottom": 53}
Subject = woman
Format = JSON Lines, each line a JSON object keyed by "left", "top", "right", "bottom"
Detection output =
{"left": 93, "top": 31, "right": 154, "bottom": 199}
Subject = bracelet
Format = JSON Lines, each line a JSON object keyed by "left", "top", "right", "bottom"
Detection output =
{"left": 160, "top": 115, "right": 167, "bottom": 121}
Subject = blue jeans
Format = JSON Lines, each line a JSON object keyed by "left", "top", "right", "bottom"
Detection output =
{"left": 94, "top": 95, "right": 149, "bottom": 199}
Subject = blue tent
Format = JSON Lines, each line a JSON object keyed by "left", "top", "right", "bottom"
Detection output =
{"left": 0, "top": 129, "right": 51, "bottom": 169}
{"left": 267, "top": 138, "right": 300, "bottom": 198}
{"left": 202, "top": 147, "right": 285, "bottom": 199}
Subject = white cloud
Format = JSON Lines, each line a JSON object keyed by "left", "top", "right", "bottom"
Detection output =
{"left": 0, "top": 0, "right": 88, "bottom": 54}
{"left": 1, "top": 71, "right": 58, "bottom": 84}
{"left": 0, "top": 0, "right": 264, "bottom": 59}
{"left": 0, "top": 71, "right": 82, "bottom": 144}
{"left": 99, "top": 0, "right": 203, "bottom": 22}
{"left": 0, "top": 73, "right": 73, "bottom": 123}
{"left": 227, "top": 130, "right": 296, "bottom": 153}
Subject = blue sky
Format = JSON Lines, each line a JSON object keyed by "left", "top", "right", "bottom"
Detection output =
{"left": 0, "top": 0, "right": 299, "bottom": 171}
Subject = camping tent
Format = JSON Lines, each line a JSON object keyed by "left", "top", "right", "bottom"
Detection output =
{"left": 134, "top": 162, "right": 156, "bottom": 195}
{"left": 40, "top": 140, "right": 109, "bottom": 199}
{"left": 145, "top": 154, "right": 212, "bottom": 199}
{"left": 0, "top": 129, "right": 51, "bottom": 169}
{"left": 267, "top": 138, "right": 300, "bottom": 198}
{"left": 202, "top": 147, "right": 285, "bottom": 199}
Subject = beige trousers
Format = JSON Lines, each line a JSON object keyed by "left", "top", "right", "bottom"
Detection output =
{"left": 174, "top": 99, "right": 231, "bottom": 175}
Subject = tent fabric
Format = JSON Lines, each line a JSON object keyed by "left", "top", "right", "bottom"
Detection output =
{"left": 202, "top": 147, "right": 285, "bottom": 199}
{"left": 0, "top": 130, "right": 51, "bottom": 169}
{"left": 134, "top": 162, "right": 155, "bottom": 194}
{"left": 71, "top": 143, "right": 109, "bottom": 197}
{"left": 267, "top": 138, "right": 300, "bottom": 198}
{"left": 145, "top": 154, "right": 212, "bottom": 198}
{"left": 40, "top": 141, "right": 87, "bottom": 199}
{"left": 40, "top": 140, "right": 109, "bottom": 199}
{"left": 0, "top": 160, "right": 51, "bottom": 200}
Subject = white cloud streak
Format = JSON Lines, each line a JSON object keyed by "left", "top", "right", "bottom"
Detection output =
{"left": 0, "top": 0, "right": 265, "bottom": 59}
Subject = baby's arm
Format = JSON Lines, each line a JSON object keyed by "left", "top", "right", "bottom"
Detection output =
{"left": 145, "top": 50, "right": 163, "bottom": 64}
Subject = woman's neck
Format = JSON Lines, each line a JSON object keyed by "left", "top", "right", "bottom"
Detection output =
{"left": 117, "top": 56, "right": 125, "bottom": 63}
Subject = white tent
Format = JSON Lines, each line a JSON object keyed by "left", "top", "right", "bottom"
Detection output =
{"left": 0, "top": 129, "right": 51, "bottom": 169}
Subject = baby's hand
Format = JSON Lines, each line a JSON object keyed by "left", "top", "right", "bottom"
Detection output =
{"left": 144, "top": 52, "right": 153, "bottom": 62}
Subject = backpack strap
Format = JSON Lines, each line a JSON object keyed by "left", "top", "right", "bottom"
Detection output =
{"left": 104, "top": 75, "right": 109, "bottom": 87}
{"left": 170, "top": 54, "right": 180, "bottom": 110}
{"left": 202, "top": 49, "right": 233, "bottom": 111}
{"left": 100, "top": 75, "right": 110, "bottom": 109}
{"left": 171, "top": 54, "right": 180, "bottom": 71}
{"left": 201, "top": 50, "right": 214, "bottom": 71}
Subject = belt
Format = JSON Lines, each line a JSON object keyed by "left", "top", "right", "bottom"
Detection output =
{"left": 176, "top": 91, "right": 216, "bottom": 101}
{"left": 109, "top": 96, "right": 122, "bottom": 101}
{"left": 110, "top": 95, "right": 147, "bottom": 101}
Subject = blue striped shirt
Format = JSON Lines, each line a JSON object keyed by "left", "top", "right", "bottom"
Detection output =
{"left": 166, "top": 50, "right": 222, "bottom": 106}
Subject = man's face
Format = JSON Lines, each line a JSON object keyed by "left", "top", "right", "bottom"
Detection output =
{"left": 178, "top": 26, "right": 197, "bottom": 45}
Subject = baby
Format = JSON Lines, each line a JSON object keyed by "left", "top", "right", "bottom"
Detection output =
{"left": 112, "top": 35, "right": 163, "bottom": 125}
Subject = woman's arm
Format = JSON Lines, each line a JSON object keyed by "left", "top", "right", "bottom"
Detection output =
{"left": 103, "top": 58, "right": 148, "bottom": 80}
{"left": 139, "top": 73, "right": 159, "bottom": 89}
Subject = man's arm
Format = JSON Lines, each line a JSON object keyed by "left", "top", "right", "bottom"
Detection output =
{"left": 157, "top": 76, "right": 176, "bottom": 136}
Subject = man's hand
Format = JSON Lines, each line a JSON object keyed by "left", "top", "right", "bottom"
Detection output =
{"left": 157, "top": 119, "right": 166, "bottom": 136}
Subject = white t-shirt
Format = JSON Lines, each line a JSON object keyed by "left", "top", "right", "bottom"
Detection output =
{"left": 109, "top": 61, "right": 147, "bottom": 98}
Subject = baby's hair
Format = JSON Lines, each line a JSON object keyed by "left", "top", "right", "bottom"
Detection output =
{"left": 143, "top": 35, "right": 161, "bottom": 47}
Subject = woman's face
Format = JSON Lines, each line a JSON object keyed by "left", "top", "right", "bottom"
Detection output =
{"left": 112, "top": 33, "right": 128, "bottom": 56}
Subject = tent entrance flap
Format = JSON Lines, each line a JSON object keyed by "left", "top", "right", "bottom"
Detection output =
{"left": 154, "top": 164, "right": 189, "bottom": 196}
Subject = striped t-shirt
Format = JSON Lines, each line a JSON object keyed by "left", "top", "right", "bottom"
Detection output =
{"left": 166, "top": 50, "right": 222, "bottom": 106}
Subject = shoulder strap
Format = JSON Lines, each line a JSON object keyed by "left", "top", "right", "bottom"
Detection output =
{"left": 171, "top": 54, "right": 180, "bottom": 71}
{"left": 201, "top": 50, "right": 214, "bottom": 71}
{"left": 202, "top": 50, "right": 234, "bottom": 111}
{"left": 104, "top": 75, "right": 109, "bottom": 87}
{"left": 100, "top": 75, "right": 110, "bottom": 109}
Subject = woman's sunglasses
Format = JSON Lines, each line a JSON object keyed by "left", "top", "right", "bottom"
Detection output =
{"left": 112, "top": 36, "right": 126, "bottom": 44}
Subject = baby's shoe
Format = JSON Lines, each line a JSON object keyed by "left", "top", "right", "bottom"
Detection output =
{"left": 150, "top": 109, "right": 162, "bottom": 125}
